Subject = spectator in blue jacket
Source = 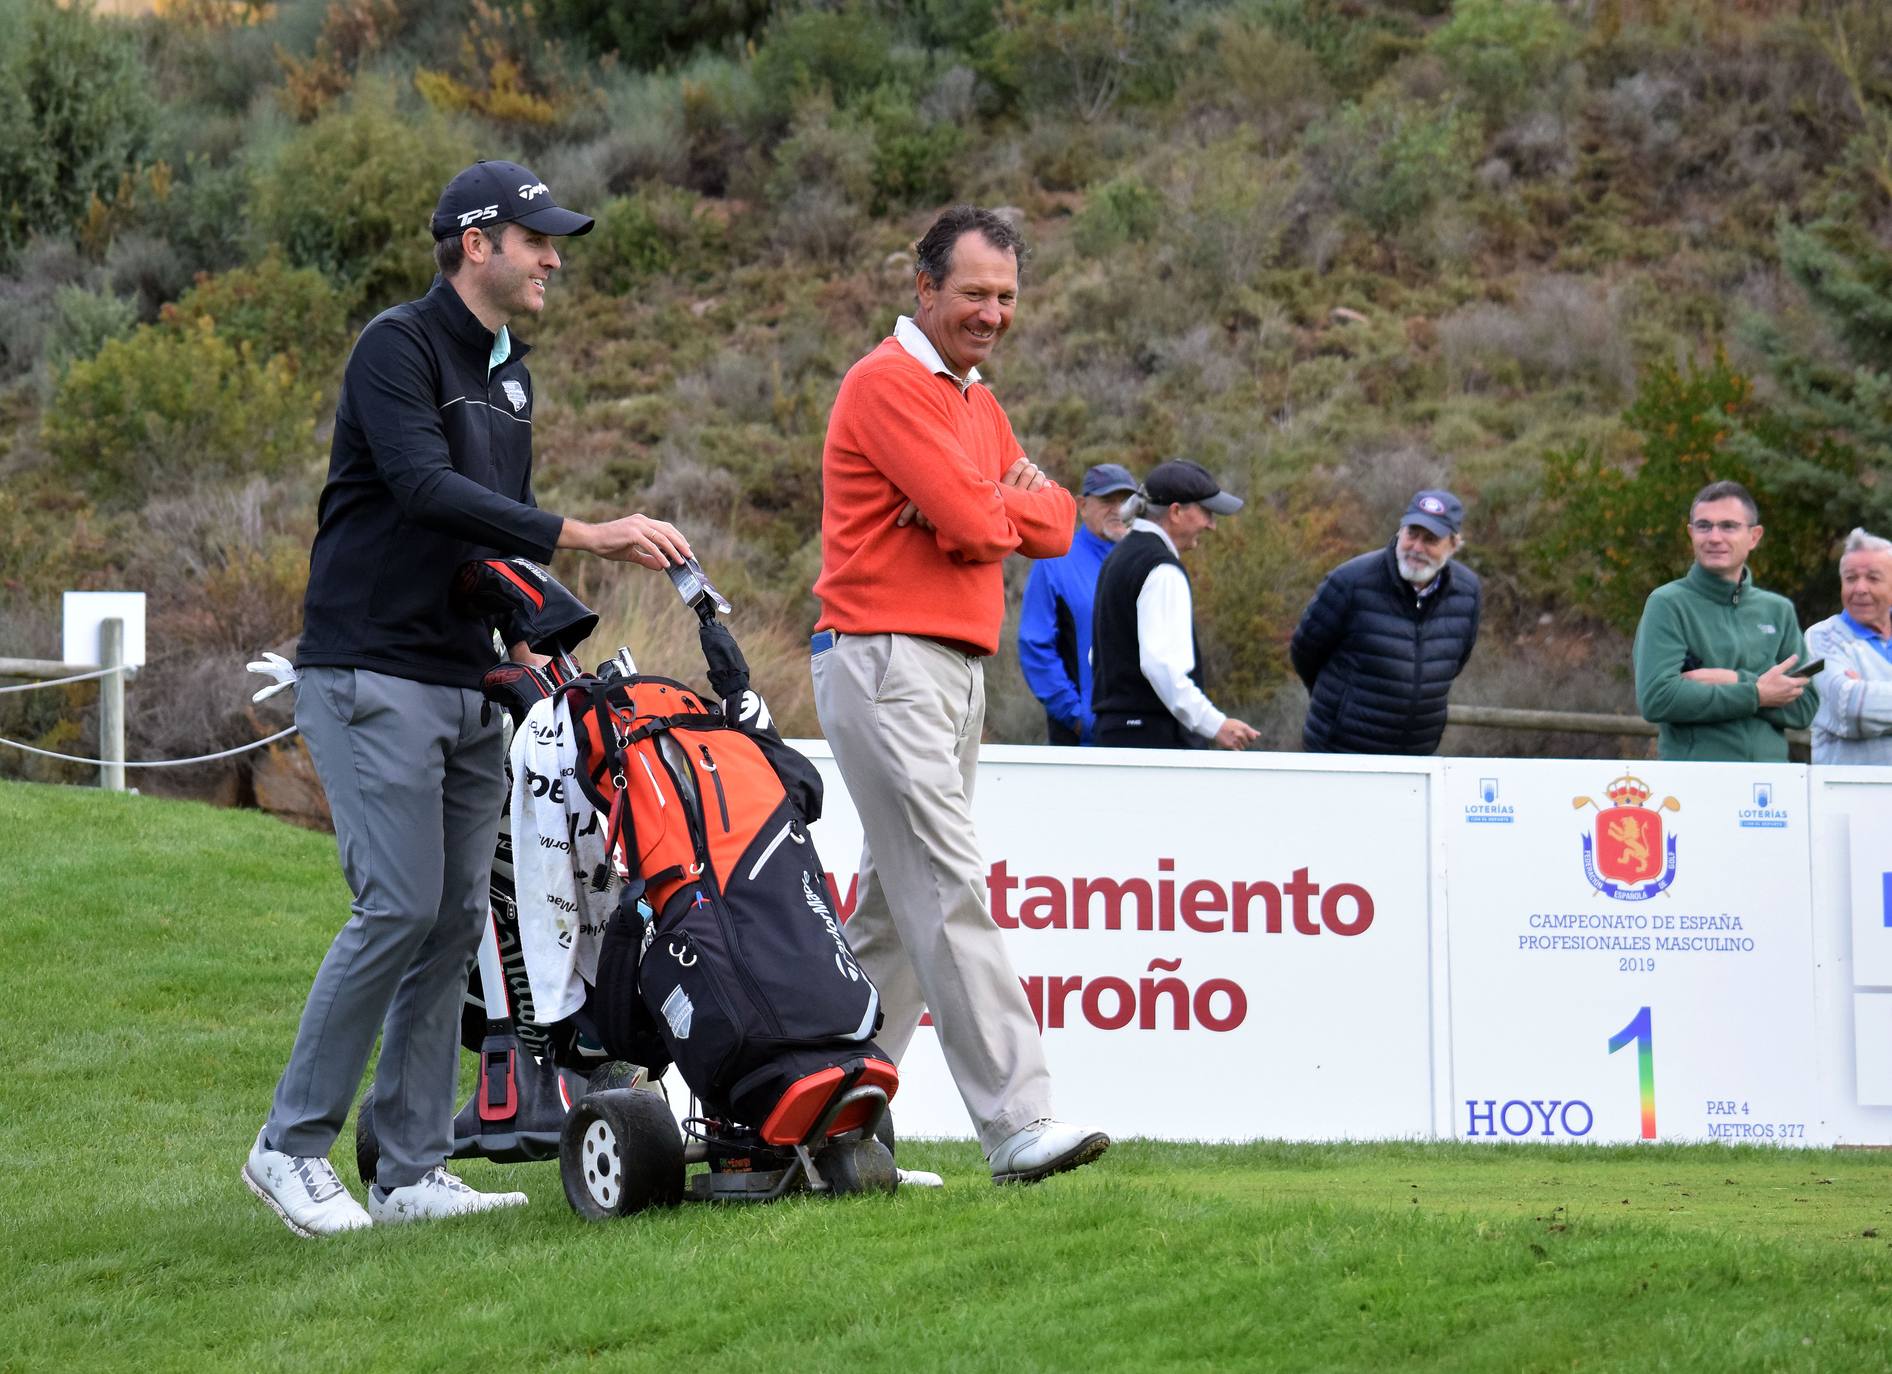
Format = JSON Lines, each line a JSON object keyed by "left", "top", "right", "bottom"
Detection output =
{"left": 1017, "top": 463, "right": 1139, "bottom": 743}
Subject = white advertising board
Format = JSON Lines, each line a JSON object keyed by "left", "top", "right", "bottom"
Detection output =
{"left": 1806, "top": 771, "right": 1892, "bottom": 1136}
{"left": 1442, "top": 760, "right": 1821, "bottom": 1145}
{"left": 60, "top": 590, "right": 146, "bottom": 669}
{"left": 798, "top": 744, "right": 1439, "bottom": 1142}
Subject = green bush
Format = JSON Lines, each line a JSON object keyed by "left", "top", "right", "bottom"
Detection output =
{"left": 1073, "top": 174, "right": 1162, "bottom": 257}
{"left": 750, "top": 7, "right": 898, "bottom": 130}
{"left": 1249, "top": 0, "right": 1423, "bottom": 99}
{"left": 988, "top": 0, "right": 1181, "bottom": 122}
{"left": 0, "top": 0, "right": 156, "bottom": 266}
{"left": 540, "top": 0, "right": 769, "bottom": 68}
{"left": 856, "top": 88, "right": 964, "bottom": 213}
{"left": 248, "top": 78, "right": 475, "bottom": 312}
{"left": 1427, "top": 0, "right": 1576, "bottom": 126}
{"left": 1537, "top": 351, "right": 1835, "bottom": 633}
{"left": 1166, "top": 142, "right": 1299, "bottom": 288}
{"left": 581, "top": 186, "right": 726, "bottom": 293}
{"left": 166, "top": 251, "right": 349, "bottom": 373}
{"left": 43, "top": 316, "right": 319, "bottom": 510}
{"left": 1302, "top": 96, "right": 1478, "bottom": 238}
{"left": 1175, "top": 13, "right": 1330, "bottom": 147}
{"left": 42, "top": 286, "right": 136, "bottom": 376}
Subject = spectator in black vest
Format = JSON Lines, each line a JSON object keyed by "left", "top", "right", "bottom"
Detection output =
{"left": 1091, "top": 460, "right": 1260, "bottom": 750}
{"left": 1290, "top": 489, "right": 1483, "bottom": 754}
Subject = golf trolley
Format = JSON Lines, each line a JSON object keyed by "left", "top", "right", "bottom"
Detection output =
{"left": 350, "top": 555, "right": 901, "bottom": 1217}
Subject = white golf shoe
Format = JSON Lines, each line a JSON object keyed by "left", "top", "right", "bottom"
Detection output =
{"left": 986, "top": 1119, "right": 1110, "bottom": 1185}
{"left": 368, "top": 1166, "right": 528, "bottom": 1224}
{"left": 242, "top": 1129, "right": 372, "bottom": 1238}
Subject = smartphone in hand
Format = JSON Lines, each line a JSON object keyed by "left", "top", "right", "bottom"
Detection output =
{"left": 1788, "top": 657, "right": 1825, "bottom": 679}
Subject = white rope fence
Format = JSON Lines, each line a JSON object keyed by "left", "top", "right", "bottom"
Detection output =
{"left": 0, "top": 664, "right": 124, "bottom": 693}
{"left": 3, "top": 640, "right": 299, "bottom": 778}
{"left": 0, "top": 726, "right": 298, "bottom": 768}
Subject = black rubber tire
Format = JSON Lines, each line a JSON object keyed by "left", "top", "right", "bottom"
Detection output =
{"left": 875, "top": 1108, "right": 895, "bottom": 1159}
{"left": 559, "top": 1088, "right": 685, "bottom": 1219}
{"left": 354, "top": 1088, "right": 380, "bottom": 1189}
{"left": 818, "top": 1137, "right": 897, "bottom": 1197}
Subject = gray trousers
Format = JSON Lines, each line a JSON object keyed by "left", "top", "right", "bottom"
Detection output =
{"left": 812, "top": 632, "right": 1052, "bottom": 1153}
{"left": 267, "top": 667, "right": 503, "bottom": 1189}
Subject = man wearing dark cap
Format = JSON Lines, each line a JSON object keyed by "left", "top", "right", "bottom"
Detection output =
{"left": 1290, "top": 489, "right": 1483, "bottom": 755}
{"left": 1018, "top": 462, "right": 1139, "bottom": 744}
{"left": 1091, "top": 460, "right": 1261, "bottom": 749}
{"left": 244, "top": 160, "right": 693, "bottom": 1237}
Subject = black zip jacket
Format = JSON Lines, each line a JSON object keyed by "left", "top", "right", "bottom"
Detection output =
{"left": 1289, "top": 539, "right": 1482, "bottom": 754}
{"left": 297, "top": 276, "right": 565, "bottom": 689}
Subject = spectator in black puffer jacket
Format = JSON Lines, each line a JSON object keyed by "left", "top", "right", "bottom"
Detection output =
{"left": 1289, "top": 489, "right": 1483, "bottom": 754}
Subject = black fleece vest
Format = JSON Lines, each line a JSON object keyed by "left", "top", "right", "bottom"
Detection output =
{"left": 1090, "top": 529, "right": 1204, "bottom": 720}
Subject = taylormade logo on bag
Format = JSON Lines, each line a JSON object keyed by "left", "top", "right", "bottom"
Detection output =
{"left": 802, "top": 871, "right": 862, "bottom": 982}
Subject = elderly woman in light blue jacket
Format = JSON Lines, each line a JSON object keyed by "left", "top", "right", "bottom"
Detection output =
{"left": 1807, "top": 527, "right": 1892, "bottom": 765}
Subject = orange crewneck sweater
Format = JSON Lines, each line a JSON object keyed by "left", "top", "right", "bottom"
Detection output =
{"left": 814, "top": 337, "right": 1075, "bottom": 655}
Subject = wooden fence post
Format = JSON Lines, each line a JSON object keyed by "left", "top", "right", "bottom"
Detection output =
{"left": 99, "top": 618, "right": 125, "bottom": 792}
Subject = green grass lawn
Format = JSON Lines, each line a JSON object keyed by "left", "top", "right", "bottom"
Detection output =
{"left": 3, "top": 779, "right": 1889, "bottom": 1373}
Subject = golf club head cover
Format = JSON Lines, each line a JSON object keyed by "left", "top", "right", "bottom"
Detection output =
{"left": 452, "top": 558, "right": 599, "bottom": 656}
{"left": 479, "top": 660, "right": 558, "bottom": 726}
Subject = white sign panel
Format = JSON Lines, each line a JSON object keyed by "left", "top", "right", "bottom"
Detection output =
{"left": 61, "top": 590, "right": 146, "bottom": 669}
{"left": 799, "top": 744, "right": 1438, "bottom": 1142}
{"left": 1443, "top": 760, "right": 1821, "bottom": 1145}
{"left": 1807, "top": 778, "right": 1892, "bottom": 1134}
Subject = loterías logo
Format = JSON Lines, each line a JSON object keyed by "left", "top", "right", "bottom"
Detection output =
{"left": 1573, "top": 774, "right": 1680, "bottom": 901}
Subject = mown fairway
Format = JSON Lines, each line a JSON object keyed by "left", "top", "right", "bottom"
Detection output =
{"left": 3, "top": 779, "right": 1889, "bottom": 1374}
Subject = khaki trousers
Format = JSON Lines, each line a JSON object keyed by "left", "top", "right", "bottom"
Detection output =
{"left": 812, "top": 632, "right": 1052, "bottom": 1151}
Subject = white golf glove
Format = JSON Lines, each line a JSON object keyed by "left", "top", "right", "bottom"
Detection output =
{"left": 246, "top": 651, "right": 299, "bottom": 703}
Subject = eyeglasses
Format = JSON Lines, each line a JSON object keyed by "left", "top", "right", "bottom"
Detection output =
{"left": 1690, "top": 520, "right": 1749, "bottom": 535}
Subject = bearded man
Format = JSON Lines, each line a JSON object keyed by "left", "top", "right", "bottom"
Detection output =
{"left": 1289, "top": 489, "right": 1483, "bottom": 755}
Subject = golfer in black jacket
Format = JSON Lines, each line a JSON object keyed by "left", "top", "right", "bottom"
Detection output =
{"left": 244, "top": 161, "right": 691, "bottom": 1237}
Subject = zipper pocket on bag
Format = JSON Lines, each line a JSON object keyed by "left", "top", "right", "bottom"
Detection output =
{"left": 697, "top": 743, "right": 730, "bottom": 832}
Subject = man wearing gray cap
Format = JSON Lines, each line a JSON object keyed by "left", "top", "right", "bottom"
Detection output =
{"left": 244, "top": 160, "right": 692, "bottom": 1237}
{"left": 1290, "top": 488, "right": 1483, "bottom": 754}
{"left": 1091, "top": 460, "right": 1261, "bottom": 749}
{"left": 1017, "top": 463, "right": 1139, "bottom": 744}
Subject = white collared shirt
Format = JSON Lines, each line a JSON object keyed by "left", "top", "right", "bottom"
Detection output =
{"left": 894, "top": 315, "right": 981, "bottom": 393}
{"left": 1126, "top": 518, "right": 1227, "bottom": 740}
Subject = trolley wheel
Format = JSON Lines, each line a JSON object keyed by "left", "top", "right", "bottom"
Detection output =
{"left": 354, "top": 1088, "right": 380, "bottom": 1189}
{"left": 559, "top": 1089, "right": 685, "bottom": 1219}
{"left": 875, "top": 1109, "right": 895, "bottom": 1158}
{"left": 818, "top": 1137, "right": 897, "bottom": 1197}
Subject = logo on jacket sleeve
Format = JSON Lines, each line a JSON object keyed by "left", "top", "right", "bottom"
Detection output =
{"left": 1574, "top": 774, "right": 1680, "bottom": 901}
{"left": 501, "top": 380, "right": 527, "bottom": 411}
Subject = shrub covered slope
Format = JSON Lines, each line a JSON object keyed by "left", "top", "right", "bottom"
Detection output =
{"left": 3, "top": 0, "right": 1890, "bottom": 799}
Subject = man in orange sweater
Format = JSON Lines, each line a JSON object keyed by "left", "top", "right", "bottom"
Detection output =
{"left": 812, "top": 206, "right": 1110, "bottom": 1184}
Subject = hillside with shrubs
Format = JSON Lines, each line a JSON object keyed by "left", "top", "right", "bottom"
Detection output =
{"left": 2, "top": 0, "right": 1890, "bottom": 806}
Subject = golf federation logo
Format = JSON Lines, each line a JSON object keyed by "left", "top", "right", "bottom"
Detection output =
{"left": 1575, "top": 774, "right": 1680, "bottom": 901}
{"left": 801, "top": 871, "right": 862, "bottom": 982}
{"left": 1417, "top": 495, "right": 1447, "bottom": 515}
{"left": 501, "top": 380, "right": 527, "bottom": 412}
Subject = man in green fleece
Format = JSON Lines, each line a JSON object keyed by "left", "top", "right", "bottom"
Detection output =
{"left": 1633, "top": 480, "right": 1819, "bottom": 761}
